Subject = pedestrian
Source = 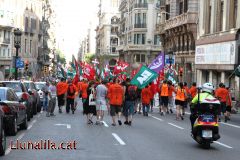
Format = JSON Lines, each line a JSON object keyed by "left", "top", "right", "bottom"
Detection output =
{"left": 141, "top": 85, "right": 151, "bottom": 116}
{"left": 183, "top": 82, "right": 190, "bottom": 115}
{"left": 108, "top": 78, "right": 124, "bottom": 126}
{"left": 46, "top": 81, "right": 57, "bottom": 117}
{"left": 215, "top": 83, "right": 228, "bottom": 121}
{"left": 66, "top": 79, "right": 77, "bottom": 114}
{"left": 136, "top": 88, "right": 142, "bottom": 114}
{"left": 56, "top": 78, "right": 68, "bottom": 113}
{"left": 84, "top": 81, "right": 97, "bottom": 124}
{"left": 42, "top": 81, "right": 50, "bottom": 112}
{"left": 149, "top": 83, "right": 154, "bottom": 113}
{"left": 189, "top": 82, "right": 197, "bottom": 101}
{"left": 225, "top": 86, "right": 232, "bottom": 122}
{"left": 160, "top": 80, "right": 169, "bottom": 116}
{"left": 95, "top": 80, "right": 108, "bottom": 125}
{"left": 123, "top": 78, "right": 137, "bottom": 126}
{"left": 168, "top": 80, "right": 174, "bottom": 114}
{"left": 175, "top": 82, "right": 186, "bottom": 120}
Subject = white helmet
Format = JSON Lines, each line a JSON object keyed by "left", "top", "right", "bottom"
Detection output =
{"left": 202, "top": 83, "right": 214, "bottom": 93}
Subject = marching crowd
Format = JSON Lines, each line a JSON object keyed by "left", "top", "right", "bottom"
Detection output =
{"left": 42, "top": 77, "right": 234, "bottom": 126}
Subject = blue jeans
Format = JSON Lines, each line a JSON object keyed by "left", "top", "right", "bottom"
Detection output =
{"left": 43, "top": 97, "right": 48, "bottom": 111}
{"left": 123, "top": 101, "right": 135, "bottom": 117}
{"left": 142, "top": 104, "right": 150, "bottom": 114}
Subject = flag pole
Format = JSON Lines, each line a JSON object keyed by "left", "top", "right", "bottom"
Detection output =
{"left": 226, "top": 65, "right": 239, "bottom": 80}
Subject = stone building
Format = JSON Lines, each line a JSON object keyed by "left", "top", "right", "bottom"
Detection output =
{"left": 156, "top": 0, "right": 198, "bottom": 84}
{"left": 96, "top": 0, "right": 120, "bottom": 70}
{"left": 196, "top": 0, "right": 240, "bottom": 98}
{"left": 117, "top": 0, "right": 162, "bottom": 71}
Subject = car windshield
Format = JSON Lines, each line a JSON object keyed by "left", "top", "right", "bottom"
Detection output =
{"left": 35, "top": 83, "right": 46, "bottom": 90}
{"left": 24, "top": 82, "right": 36, "bottom": 90}
{"left": 3, "top": 82, "right": 22, "bottom": 92}
{"left": 0, "top": 89, "right": 6, "bottom": 101}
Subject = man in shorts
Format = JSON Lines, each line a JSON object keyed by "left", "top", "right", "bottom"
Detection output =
{"left": 108, "top": 78, "right": 124, "bottom": 126}
{"left": 96, "top": 80, "right": 108, "bottom": 125}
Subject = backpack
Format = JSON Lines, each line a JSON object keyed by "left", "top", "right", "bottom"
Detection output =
{"left": 127, "top": 85, "right": 137, "bottom": 100}
{"left": 67, "top": 84, "right": 75, "bottom": 96}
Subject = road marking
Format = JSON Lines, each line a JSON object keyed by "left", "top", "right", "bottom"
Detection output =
{"left": 214, "top": 141, "right": 233, "bottom": 149}
{"left": 5, "top": 133, "right": 26, "bottom": 155}
{"left": 220, "top": 122, "right": 240, "bottom": 129}
{"left": 149, "top": 115, "right": 163, "bottom": 121}
{"left": 5, "top": 147, "right": 11, "bottom": 155}
{"left": 55, "top": 123, "right": 71, "bottom": 129}
{"left": 168, "top": 123, "right": 184, "bottom": 130}
{"left": 27, "top": 119, "right": 37, "bottom": 130}
{"left": 17, "top": 133, "right": 25, "bottom": 140}
{"left": 112, "top": 133, "right": 126, "bottom": 145}
{"left": 102, "top": 121, "right": 109, "bottom": 127}
{"left": 37, "top": 114, "right": 41, "bottom": 118}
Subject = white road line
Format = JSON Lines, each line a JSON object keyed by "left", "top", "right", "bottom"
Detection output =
{"left": 149, "top": 115, "right": 163, "bottom": 121}
{"left": 67, "top": 124, "right": 71, "bottom": 129}
{"left": 168, "top": 123, "right": 184, "bottom": 130}
{"left": 214, "top": 141, "right": 233, "bottom": 149}
{"left": 27, "top": 119, "right": 37, "bottom": 130}
{"left": 112, "top": 133, "right": 126, "bottom": 145}
{"left": 102, "top": 121, "right": 109, "bottom": 127}
{"left": 37, "top": 114, "right": 41, "bottom": 118}
{"left": 220, "top": 122, "right": 240, "bottom": 129}
{"left": 5, "top": 147, "right": 11, "bottom": 155}
{"left": 17, "top": 133, "right": 25, "bottom": 140}
{"left": 5, "top": 133, "right": 26, "bottom": 155}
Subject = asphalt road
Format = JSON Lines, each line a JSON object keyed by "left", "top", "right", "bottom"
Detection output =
{"left": 2, "top": 100, "right": 240, "bottom": 160}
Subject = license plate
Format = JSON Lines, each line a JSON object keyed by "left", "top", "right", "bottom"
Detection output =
{"left": 202, "top": 130, "right": 212, "bottom": 138}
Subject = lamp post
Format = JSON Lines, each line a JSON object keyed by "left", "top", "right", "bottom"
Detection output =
{"left": 14, "top": 28, "right": 22, "bottom": 80}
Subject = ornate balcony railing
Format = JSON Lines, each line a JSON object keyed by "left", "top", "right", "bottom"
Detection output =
{"left": 164, "top": 12, "right": 198, "bottom": 30}
{"left": 134, "top": 3, "right": 148, "bottom": 9}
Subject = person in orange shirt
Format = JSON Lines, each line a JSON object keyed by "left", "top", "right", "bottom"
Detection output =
{"left": 141, "top": 85, "right": 151, "bottom": 116}
{"left": 168, "top": 80, "right": 175, "bottom": 114}
{"left": 66, "top": 79, "right": 77, "bottom": 114}
{"left": 175, "top": 82, "right": 186, "bottom": 120}
{"left": 108, "top": 78, "right": 124, "bottom": 126}
{"left": 215, "top": 83, "right": 228, "bottom": 121}
{"left": 56, "top": 78, "right": 68, "bottom": 113}
{"left": 160, "top": 80, "right": 169, "bottom": 116}
{"left": 183, "top": 82, "right": 190, "bottom": 115}
{"left": 225, "top": 86, "right": 232, "bottom": 122}
{"left": 148, "top": 83, "right": 154, "bottom": 113}
{"left": 189, "top": 82, "right": 197, "bottom": 100}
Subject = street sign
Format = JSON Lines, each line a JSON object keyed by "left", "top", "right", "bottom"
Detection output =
{"left": 16, "top": 58, "right": 24, "bottom": 68}
{"left": 165, "top": 55, "right": 175, "bottom": 65}
{"left": 10, "top": 68, "right": 15, "bottom": 73}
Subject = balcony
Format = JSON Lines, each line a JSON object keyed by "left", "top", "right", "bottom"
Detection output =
{"left": 134, "top": 3, "right": 148, "bottom": 9}
{"left": 119, "top": 0, "right": 127, "bottom": 11}
{"left": 155, "top": 23, "right": 165, "bottom": 34}
{"left": 134, "top": 23, "right": 147, "bottom": 28}
{"left": 2, "top": 38, "right": 10, "bottom": 44}
{"left": 164, "top": 12, "right": 198, "bottom": 30}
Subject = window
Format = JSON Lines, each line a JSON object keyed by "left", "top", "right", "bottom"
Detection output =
{"left": 179, "top": 1, "right": 183, "bottom": 15}
{"left": 111, "top": 0, "right": 119, "bottom": 7}
{"left": 112, "top": 47, "right": 116, "bottom": 53}
{"left": 25, "top": 39, "right": 27, "bottom": 53}
{"left": 8, "top": 49, "right": 10, "bottom": 57}
{"left": 3, "top": 30, "right": 6, "bottom": 39}
{"left": 154, "top": 35, "right": 161, "bottom": 45}
{"left": 134, "top": 34, "right": 146, "bottom": 44}
{"left": 30, "top": 40, "right": 32, "bottom": 53}
{"left": 2, "top": 48, "right": 5, "bottom": 57}
{"left": 207, "top": 5, "right": 212, "bottom": 34}
{"left": 135, "top": 54, "right": 146, "bottom": 63}
{"left": 134, "top": 13, "right": 147, "bottom": 28}
{"left": 233, "top": 0, "right": 238, "bottom": 28}
{"left": 220, "top": 1, "right": 224, "bottom": 31}
{"left": 184, "top": 0, "right": 188, "bottom": 13}
{"left": 166, "top": 4, "right": 170, "bottom": 20}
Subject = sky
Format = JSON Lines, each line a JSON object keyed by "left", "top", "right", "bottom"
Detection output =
{"left": 54, "top": 0, "right": 99, "bottom": 62}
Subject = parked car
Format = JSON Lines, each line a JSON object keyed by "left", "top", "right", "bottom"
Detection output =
{"left": 0, "top": 87, "right": 28, "bottom": 136}
{"left": 34, "top": 82, "right": 46, "bottom": 107}
{"left": 23, "top": 81, "right": 41, "bottom": 113}
{"left": 0, "top": 81, "right": 34, "bottom": 121}
{"left": 0, "top": 105, "right": 6, "bottom": 156}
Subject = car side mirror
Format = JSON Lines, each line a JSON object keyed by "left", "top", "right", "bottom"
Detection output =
{"left": 28, "top": 89, "right": 33, "bottom": 95}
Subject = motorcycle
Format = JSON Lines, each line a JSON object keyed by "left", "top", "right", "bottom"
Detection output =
{"left": 191, "top": 96, "right": 221, "bottom": 149}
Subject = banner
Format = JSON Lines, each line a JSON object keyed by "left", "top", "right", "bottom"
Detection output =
{"left": 130, "top": 66, "right": 158, "bottom": 89}
{"left": 148, "top": 52, "right": 165, "bottom": 73}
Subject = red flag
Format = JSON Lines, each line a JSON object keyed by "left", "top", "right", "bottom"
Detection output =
{"left": 83, "top": 63, "right": 95, "bottom": 80}
{"left": 72, "top": 74, "right": 79, "bottom": 85}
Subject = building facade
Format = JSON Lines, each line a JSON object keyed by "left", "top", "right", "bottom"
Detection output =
{"left": 196, "top": 0, "right": 240, "bottom": 99}
{"left": 117, "top": 0, "right": 162, "bottom": 71}
{"left": 96, "top": 0, "right": 120, "bottom": 69}
{"left": 156, "top": 0, "right": 198, "bottom": 84}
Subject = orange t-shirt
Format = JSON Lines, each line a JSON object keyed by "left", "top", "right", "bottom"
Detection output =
{"left": 67, "top": 84, "right": 77, "bottom": 99}
{"left": 161, "top": 84, "right": 169, "bottom": 97}
{"left": 215, "top": 87, "right": 228, "bottom": 102}
{"left": 141, "top": 88, "right": 151, "bottom": 104}
{"left": 81, "top": 82, "right": 89, "bottom": 99}
{"left": 148, "top": 86, "right": 154, "bottom": 100}
{"left": 109, "top": 83, "right": 124, "bottom": 106}
{"left": 168, "top": 85, "right": 175, "bottom": 97}
{"left": 56, "top": 82, "right": 68, "bottom": 96}
{"left": 77, "top": 81, "right": 83, "bottom": 93}
{"left": 189, "top": 86, "right": 197, "bottom": 98}
{"left": 175, "top": 88, "right": 185, "bottom": 101}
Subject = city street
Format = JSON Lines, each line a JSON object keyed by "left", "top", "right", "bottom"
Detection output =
{"left": 2, "top": 102, "right": 240, "bottom": 160}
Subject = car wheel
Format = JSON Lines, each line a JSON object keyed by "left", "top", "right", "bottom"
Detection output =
{"left": 27, "top": 107, "right": 31, "bottom": 121}
{"left": 20, "top": 114, "right": 28, "bottom": 130}
{"left": 37, "top": 101, "right": 41, "bottom": 112}
{"left": 7, "top": 116, "right": 17, "bottom": 136}
{"left": 0, "top": 127, "right": 6, "bottom": 156}
{"left": 33, "top": 102, "right": 37, "bottom": 115}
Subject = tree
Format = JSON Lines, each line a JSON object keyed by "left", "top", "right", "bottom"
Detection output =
{"left": 56, "top": 49, "right": 66, "bottom": 65}
{"left": 84, "top": 53, "right": 95, "bottom": 63}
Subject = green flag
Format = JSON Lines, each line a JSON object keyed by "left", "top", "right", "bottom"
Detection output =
{"left": 234, "top": 65, "right": 240, "bottom": 77}
{"left": 130, "top": 65, "right": 158, "bottom": 89}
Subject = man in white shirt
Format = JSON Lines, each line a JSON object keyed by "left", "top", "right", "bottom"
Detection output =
{"left": 47, "top": 81, "right": 57, "bottom": 117}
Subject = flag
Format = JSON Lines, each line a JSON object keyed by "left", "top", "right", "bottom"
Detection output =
{"left": 130, "top": 65, "right": 158, "bottom": 89}
{"left": 148, "top": 52, "right": 165, "bottom": 73}
{"left": 234, "top": 65, "right": 240, "bottom": 77}
{"left": 113, "top": 61, "right": 129, "bottom": 75}
{"left": 83, "top": 63, "right": 95, "bottom": 80}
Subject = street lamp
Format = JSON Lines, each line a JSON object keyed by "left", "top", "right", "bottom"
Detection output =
{"left": 168, "top": 51, "right": 173, "bottom": 67}
{"left": 14, "top": 28, "right": 22, "bottom": 80}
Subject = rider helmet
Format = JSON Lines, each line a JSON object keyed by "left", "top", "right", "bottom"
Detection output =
{"left": 202, "top": 82, "right": 214, "bottom": 93}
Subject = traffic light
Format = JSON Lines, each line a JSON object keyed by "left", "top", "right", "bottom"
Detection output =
{"left": 179, "top": 67, "right": 183, "bottom": 77}
{"left": 25, "top": 63, "right": 29, "bottom": 71}
{"left": 44, "top": 66, "right": 48, "bottom": 74}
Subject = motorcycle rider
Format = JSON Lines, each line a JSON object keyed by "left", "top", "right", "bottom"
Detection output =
{"left": 190, "top": 82, "right": 219, "bottom": 131}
